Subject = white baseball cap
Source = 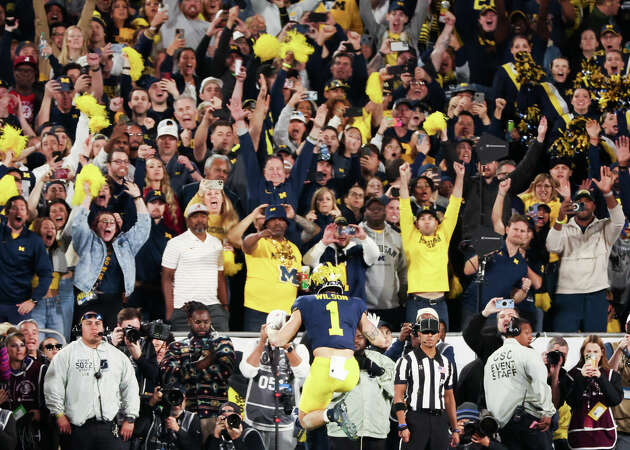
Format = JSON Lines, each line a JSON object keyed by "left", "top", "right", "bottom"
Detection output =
{"left": 185, "top": 202, "right": 210, "bottom": 218}
{"left": 200, "top": 76, "right": 224, "bottom": 94}
{"left": 157, "top": 119, "right": 178, "bottom": 139}
{"left": 290, "top": 110, "right": 306, "bottom": 123}
{"left": 416, "top": 307, "right": 439, "bottom": 323}
{"left": 232, "top": 31, "right": 246, "bottom": 41}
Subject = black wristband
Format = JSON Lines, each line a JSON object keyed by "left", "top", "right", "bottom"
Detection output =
{"left": 133, "top": 196, "right": 142, "bottom": 200}
{"left": 90, "top": 66, "right": 100, "bottom": 72}
{"left": 393, "top": 402, "right": 407, "bottom": 412}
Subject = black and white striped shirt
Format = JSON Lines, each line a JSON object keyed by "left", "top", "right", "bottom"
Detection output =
{"left": 394, "top": 348, "right": 454, "bottom": 411}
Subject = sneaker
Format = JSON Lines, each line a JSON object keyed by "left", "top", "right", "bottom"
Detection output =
{"left": 327, "top": 400, "right": 358, "bottom": 439}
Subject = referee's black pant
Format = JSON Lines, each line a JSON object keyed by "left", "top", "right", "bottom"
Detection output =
{"left": 499, "top": 412, "right": 553, "bottom": 450}
{"left": 59, "top": 420, "right": 122, "bottom": 450}
{"left": 330, "top": 436, "right": 386, "bottom": 450}
{"left": 401, "top": 410, "right": 449, "bottom": 450}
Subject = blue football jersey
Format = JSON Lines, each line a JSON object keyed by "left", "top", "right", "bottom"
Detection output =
{"left": 292, "top": 293, "right": 367, "bottom": 350}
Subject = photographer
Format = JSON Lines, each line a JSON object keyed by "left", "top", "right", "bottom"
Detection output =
{"left": 239, "top": 310, "right": 310, "bottom": 450}
{"left": 609, "top": 316, "right": 630, "bottom": 447}
{"left": 110, "top": 308, "right": 161, "bottom": 394}
{"left": 208, "top": 402, "right": 265, "bottom": 450}
{"left": 452, "top": 402, "right": 506, "bottom": 449}
{"left": 543, "top": 337, "right": 571, "bottom": 450}
{"left": 135, "top": 384, "right": 202, "bottom": 450}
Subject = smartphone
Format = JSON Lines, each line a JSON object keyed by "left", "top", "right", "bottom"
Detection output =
{"left": 54, "top": 169, "right": 70, "bottom": 180}
{"left": 342, "top": 42, "right": 354, "bottom": 52}
{"left": 527, "top": 203, "right": 539, "bottom": 217}
{"left": 209, "top": 97, "right": 222, "bottom": 109}
{"left": 111, "top": 43, "right": 125, "bottom": 54}
{"left": 294, "top": 24, "right": 310, "bottom": 34}
{"left": 344, "top": 107, "right": 362, "bottom": 118}
{"left": 284, "top": 79, "right": 294, "bottom": 89}
{"left": 393, "top": 118, "right": 402, "bottom": 127}
{"left": 320, "top": 145, "right": 330, "bottom": 160}
{"left": 214, "top": 9, "right": 223, "bottom": 20}
{"left": 496, "top": 298, "right": 515, "bottom": 309}
{"left": 175, "top": 28, "right": 185, "bottom": 39}
{"left": 391, "top": 187, "right": 400, "bottom": 197}
{"left": 387, "top": 65, "right": 406, "bottom": 75}
{"left": 338, "top": 226, "right": 356, "bottom": 236}
{"left": 360, "top": 147, "right": 371, "bottom": 158}
{"left": 5, "top": 17, "right": 15, "bottom": 27}
{"left": 308, "top": 12, "right": 328, "bottom": 22}
{"left": 234, "top": 58, "right": 242, "bottom": 75}
{"left": 473, "top": 92, "right": 485, "bottom": 104}
{"left": 52, "top": 151, "right": 63, "bottom": 160}
{"left": 80, "top": 66, "right": 90, "bottom": 76}
{"left": 390, "top": 41, "right": 410, "bottom": 52}
{"left": 305, "top": 90, "right": 318, "bottom": 101}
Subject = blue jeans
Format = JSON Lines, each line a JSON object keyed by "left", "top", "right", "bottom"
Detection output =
{"left": 0, "top": 302, "right": 31, "bottom": 324}
{"left": 552, "top": 290, "right": 608, "bottom": 332}
{"left": 243, "top": 307, "right": 269, "bottom": 332}
{"left": 405, "top": 294, "right": 448, "bottom": 330}
{"left": 30, "top": 296, "right": 65, "bottom": 340}
{"left": 58, "top": 277, "right": 75, "bottom": 341}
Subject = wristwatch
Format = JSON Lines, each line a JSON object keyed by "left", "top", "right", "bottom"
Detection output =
{"left": 124, "top": 416, "right": 136, "bottom": 423}
{"left": 286, "top": 344, "right": 294, "bottom": 353}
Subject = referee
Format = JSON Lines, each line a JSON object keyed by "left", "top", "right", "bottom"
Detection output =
{"left": 393, "top": 317, "right": 460, "bottom": 449}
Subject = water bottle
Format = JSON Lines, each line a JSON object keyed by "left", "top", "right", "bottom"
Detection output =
{"left": 39, "top": 32, "right": 49, "bottom": 59}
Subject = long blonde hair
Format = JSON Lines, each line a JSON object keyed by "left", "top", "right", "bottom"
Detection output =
{"left": 521, "top": 173, "right": 560, "bottom": 203}
{"left": 144, "top": 157, "right": 180, "bottom": 229}
{"left": 199, "top": 189, "right": 239, "bottom": 233}
{"left": 310, "top": 187, "right": 338, "bottom": 215}
{"left": 59, "top": 26, "right": 88, "bottom": 65}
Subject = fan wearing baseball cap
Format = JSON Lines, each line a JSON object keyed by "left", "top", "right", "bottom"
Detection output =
{"left": 397, "top": 160, "right": 465, "bottom": 330}
{"left": 241, "top": 204, "right": 302, "bottom": 331}
{"left": 546, "top": 166, "right": 625, "bottom": 332}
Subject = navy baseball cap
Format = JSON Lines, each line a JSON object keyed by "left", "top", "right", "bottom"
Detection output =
{"left": 55, "top": 75, "right": 74, "bottom": 92}
{"left": 264, "top": 205, "right": 288, "bottom": 224}
{"left": 145, "top": 189, "right": 166, "bottom": 203}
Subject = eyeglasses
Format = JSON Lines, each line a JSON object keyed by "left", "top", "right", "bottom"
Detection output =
{"left": 99, "top": 219, "right": 116, "bottom": 225}
{"left": 111, "top": 159, "right": 130, "bottom": 165}
{"left": 44, "top": 344, "right": 63, "bottom": 350}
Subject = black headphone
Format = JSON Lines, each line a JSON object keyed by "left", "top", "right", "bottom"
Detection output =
{"left": 506, "top": 317, "right": 522, "bottom": 337}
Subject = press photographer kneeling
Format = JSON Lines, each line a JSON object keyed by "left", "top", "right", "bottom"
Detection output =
{"left": 111, "top": 308, "right": 166, "bottom": 393}
{"left": 208, "top": 402, "right": 265, "bottom": 450}
{"left": 134, "top": 383, "right": 202, "bottom": 450}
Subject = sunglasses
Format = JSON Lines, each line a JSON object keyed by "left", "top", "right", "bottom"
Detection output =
{"left": 44, "top": 343, "right": 63, "bottom": 350}
{"left": 81, "top": 312, "right": 103, "bottom": 321}
{"left": 420, "top": 330, "right": 439, "bottom": 335}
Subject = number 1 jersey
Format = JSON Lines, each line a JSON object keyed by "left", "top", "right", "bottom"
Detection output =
{"left": 292, "top": 293, "right": 367, "bottom": 350}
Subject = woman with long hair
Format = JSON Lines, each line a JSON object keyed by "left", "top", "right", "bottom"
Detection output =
{"left": 1, "top": 332, "right": 47, "bottom": 448}
{"left": 304, "top": 187, "right": 342, "bottom": 249}
{"left": 519, "top": 173, "right": 561, "bottom": 225}
{"left": 186, "top": 180, "right": 242, "bottom": 276}
{"left": 58, "top": 25, "right": 89, "bottom": 65}
{"left": 567, "top": 335, "right": 623, "bottom": 449}
{"left": 143, "top": 156, "right": 184, "bottom": 234}
{"left": 108, "top": 0, "right": 136, "bottom": 44}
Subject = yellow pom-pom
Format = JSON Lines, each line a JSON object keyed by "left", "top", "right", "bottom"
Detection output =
{"left": 0, "top": 175, "right": 19, "bottom": 206}
{"left": 365, "top": 72, "right": 383, "bottom": 104}
{"left": 223, "top": 249, "right": 243, "bottom": 276}
{"left": 89, "top": 115, "right": 111, "bottom": 134}
{"left": 73, "top": 164, "right": 107, "bottom": 206}
{"left": 423, "top": 112, "right": 447, "bottom": 136}
{"left": 122, "top": 46, "right": 145, "bottom": 81}
{"left": 0, "top": 124, "right": 28, "bottom": 157}
{"left": 280, "top": 30, "right": 314, "bottom": 63}
{"left": 535, "top": 292, "right": 552, "bottom": 312}
{"left": 253, "top": 34, "right": 281, "bottom": 62}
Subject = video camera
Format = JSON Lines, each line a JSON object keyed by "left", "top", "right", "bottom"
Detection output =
{"left": 123, "top": 320, "right": 171, "bottom": 343}
{"left": 547, "top": 350, "right": 564, "bottom": 367}
{"left": 459, "top": 410, "right": 499, "bottom": 445}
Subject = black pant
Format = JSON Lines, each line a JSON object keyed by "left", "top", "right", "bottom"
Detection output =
{"left": 329, "top": 436, "right": 386, "bottom": 450}
{"left": 499, "top": 413, "right": 553, "bottom": 450}
{"left": 60, "top": 421, "right": 122, "bottom": 450}
{"left": 402, "top": 410, "right": 449, "bottom": 450}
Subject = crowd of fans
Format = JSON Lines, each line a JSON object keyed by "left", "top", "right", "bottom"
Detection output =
{"left": 0, "top": 0, "right": 629, "bottom": 447}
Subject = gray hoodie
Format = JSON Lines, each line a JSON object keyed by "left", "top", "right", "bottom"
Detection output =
{"left": 362, "top": 222, "right": 407, "bottom": 310}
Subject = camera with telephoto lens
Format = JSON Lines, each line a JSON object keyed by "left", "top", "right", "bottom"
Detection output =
{"left": 278, "top": 383, "right": 295, "bottom": 415}
{"left": 124, "top": 320, "right": 172, "bottom": 343}
{"left": 547, "top": 350, "right": 564, "bottom": 367}
{"left": 459, "top": 410, "right": 499, "bottom": 445}
{"left": 226, "top": 413, "right": 242, "bottom": 429}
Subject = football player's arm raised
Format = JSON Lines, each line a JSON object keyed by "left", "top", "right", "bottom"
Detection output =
{"left": 267, "top": 310, "right": 302, "bottom": 347}
{"left": 358, "top": 313, "right": 387, "bottom": 348}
